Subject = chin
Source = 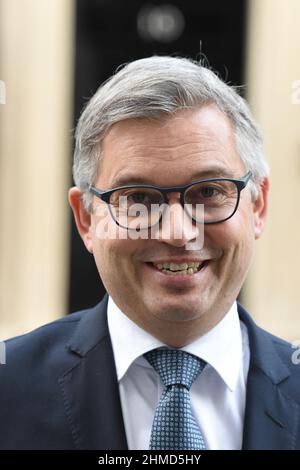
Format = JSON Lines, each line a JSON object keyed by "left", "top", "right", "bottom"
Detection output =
{"left": 150, "top": 297, "right": 207, "bottom": 323}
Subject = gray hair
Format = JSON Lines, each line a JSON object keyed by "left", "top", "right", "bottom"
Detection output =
{"left": 73, "top": 56, "right": 269, "bottom": 211}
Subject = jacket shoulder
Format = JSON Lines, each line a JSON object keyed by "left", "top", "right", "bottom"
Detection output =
{"left": 238, "top": 303, "right": 300, "bottom": 400}
{"left": 0, "top": 301, "right": 108, "bottom": 449}
{"left": 3, "top": 309, "right": 86, "bottom": 371}
{"left": 266, "top": 331, "right": 300, "bottom": 376}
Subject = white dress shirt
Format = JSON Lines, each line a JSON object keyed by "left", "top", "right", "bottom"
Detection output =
{"left": 107, "top": 296, "right": 250, "bottom": 450}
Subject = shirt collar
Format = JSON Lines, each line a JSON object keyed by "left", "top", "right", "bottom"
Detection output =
{"left": 107, "top": 296, "right": 243, "bottom": 391}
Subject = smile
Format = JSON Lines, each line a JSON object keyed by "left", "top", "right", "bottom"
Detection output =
{"left": 151, "top": 261, "right": 208, "bottom": 276}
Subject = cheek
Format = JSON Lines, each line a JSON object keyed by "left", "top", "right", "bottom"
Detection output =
{"left": 205, "top": 208, "right": 255, "bottom": 260}
{"left": 223, "top": 213, "right": 255, "bottom": 271}
{"left": 90, "top": 216, "right": 146, "bottom": 299}
{"left": 92, "top": 234, "right": 139, "bottom": 285}
{"left": 93, "top": 238, "right": 119, "bottom": 274}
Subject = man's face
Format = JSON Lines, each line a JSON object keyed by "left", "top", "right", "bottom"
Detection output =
{"left": 70, "top": 105, "right": 268, "bottom": 346}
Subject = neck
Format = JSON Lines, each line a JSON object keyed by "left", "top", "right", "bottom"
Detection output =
{"left": 139, "top": 311, "right": 228, "bottom": 348}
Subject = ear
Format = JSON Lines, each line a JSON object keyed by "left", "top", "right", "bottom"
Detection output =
{"left": 68, "top": 187, "right": 93, "bottom": 253}
{"left": 253, "top": 177, "right": 269, "bottom": 239}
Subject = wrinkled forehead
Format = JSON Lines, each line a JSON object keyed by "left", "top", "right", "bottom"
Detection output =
{"left": 103, "top": 105, "right": 235, "bottom": 147}
{"left": 97, "top": 106, "right": 243, "bottom": 187}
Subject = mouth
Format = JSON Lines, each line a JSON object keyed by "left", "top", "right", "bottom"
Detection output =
{"left": 148, "top": 260, "right": 209, "bottom": 276}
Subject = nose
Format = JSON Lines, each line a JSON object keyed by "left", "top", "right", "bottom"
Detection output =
{"left": 153, "top": 201, "right": 201, "bottom": 247}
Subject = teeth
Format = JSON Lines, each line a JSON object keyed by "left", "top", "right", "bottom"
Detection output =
{"left": 162, "top": 269, "right": 187, "bottom": 276}
{"left": 161, "top": 268, "right": 196, "bottom": 276}
{"left": 153, "top": 261, "right": 203, "bottom": 275}
{"left": 170, "top": 263, "right": 187, "bottom": 271}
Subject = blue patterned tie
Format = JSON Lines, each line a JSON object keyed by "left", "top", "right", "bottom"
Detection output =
{"left": 144, "top": 348, "right": 206, "bottom": 450}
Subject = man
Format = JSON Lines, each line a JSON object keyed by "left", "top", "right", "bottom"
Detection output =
{"left": 0, "top": 56, "right": 299, "bottom": 450}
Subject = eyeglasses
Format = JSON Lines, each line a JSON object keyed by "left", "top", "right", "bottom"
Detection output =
{"left": 89, "top": 171, "right": 252, "bottom": 229}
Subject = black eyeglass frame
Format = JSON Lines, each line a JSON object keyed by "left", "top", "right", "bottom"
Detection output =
{"left": 89, "top": 171, "right": 252, "bottom": 228}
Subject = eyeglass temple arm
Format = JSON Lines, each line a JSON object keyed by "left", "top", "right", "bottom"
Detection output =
{"left": 89, "top": 185, "right": 105, "bottom": 195}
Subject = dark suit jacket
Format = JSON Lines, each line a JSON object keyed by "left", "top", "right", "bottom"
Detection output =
{"left": 0, "top": 294, "right": 299, "bottom": 450}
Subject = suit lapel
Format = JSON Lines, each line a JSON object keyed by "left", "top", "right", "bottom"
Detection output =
{"left": 242, "top": 367, "right": 299, "bottom": 450}
{"left": 59, "top": 296, "right": 128, "bottom": 450}
{"left": 239, "top": 305, "right": 299, "bottom": 450}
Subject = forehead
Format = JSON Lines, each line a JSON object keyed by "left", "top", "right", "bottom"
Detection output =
{"left": 98, "top": 105, "right": 244, "bottom": 187}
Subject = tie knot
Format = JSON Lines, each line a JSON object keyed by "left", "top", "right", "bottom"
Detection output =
{"left": 144, "top": 348, "right": 206, "bottom": 390}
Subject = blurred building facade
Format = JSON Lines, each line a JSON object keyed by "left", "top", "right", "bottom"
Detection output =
{"left": 0, "top": 0, "right": 299, "bottom": 341}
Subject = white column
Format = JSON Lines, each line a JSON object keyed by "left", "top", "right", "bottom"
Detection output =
{"left": 0, "top": 0, "right": 74, "bottom": 338}
{"left": 244, "top": 0, "right": 300, "bottom": 340}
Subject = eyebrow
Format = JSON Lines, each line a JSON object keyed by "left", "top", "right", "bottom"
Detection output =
{"left": 110, "top": 167, "right": 237, "bottom": 188}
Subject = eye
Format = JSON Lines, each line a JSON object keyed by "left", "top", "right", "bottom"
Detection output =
{"left": 110, "top": 188, "right": 163, "bottom": 208}
{"left": 199, "top": 186, "right": 221, "bottom": 198}
{"left": 186, "top": 183, "right": 225, "bottom": 203}
{"left": 129, "top": 191, "right": 153, "bottom": 204}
